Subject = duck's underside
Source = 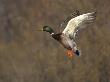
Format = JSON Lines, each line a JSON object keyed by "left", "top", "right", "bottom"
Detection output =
{"left": 52, "top": 33, "right": 80, "bottom": 59}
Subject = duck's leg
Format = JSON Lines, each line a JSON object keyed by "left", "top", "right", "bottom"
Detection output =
{"left": 66, "top": 50, "right": 75, "bottom": 59}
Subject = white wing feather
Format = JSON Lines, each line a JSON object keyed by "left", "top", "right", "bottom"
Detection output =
{"left": 62, "top": 12, "right": 96, "bottom": 38}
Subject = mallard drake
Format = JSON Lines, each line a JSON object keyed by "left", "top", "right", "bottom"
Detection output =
{"left": 38, "top": 11, "right": 96, "bottom": 59}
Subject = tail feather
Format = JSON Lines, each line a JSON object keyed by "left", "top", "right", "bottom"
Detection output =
{"left": 75, "top": 50, "right": 80, "bottom": 56}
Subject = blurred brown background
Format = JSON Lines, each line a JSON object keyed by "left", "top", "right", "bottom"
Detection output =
{"left": 0, "top": 0, "right": 110, "bottom": 82}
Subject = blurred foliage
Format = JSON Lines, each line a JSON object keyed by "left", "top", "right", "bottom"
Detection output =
{"left": 0, "top": 0, "right": 110, "bottom": 82}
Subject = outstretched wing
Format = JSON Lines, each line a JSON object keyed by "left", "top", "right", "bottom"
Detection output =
{"left": 62, "top": 12, "right": 96, "bottom": 39}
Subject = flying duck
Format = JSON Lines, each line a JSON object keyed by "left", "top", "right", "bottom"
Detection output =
{"left": 38, "top": 11, "right": 96, "bottom": 59}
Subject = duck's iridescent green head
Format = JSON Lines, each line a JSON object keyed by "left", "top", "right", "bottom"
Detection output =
{"left": 43, "top": 26, "right": 54, "bottom": 34}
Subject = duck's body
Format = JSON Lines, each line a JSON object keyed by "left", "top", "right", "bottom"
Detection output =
{"left": 47, "top": 31, "right": 80, "bottom": 57}
{"left": 42, "top": 11, "right": 96, "bottom": 59}
{"left": 52, "top": 33, "right": 73, "bottom": 49}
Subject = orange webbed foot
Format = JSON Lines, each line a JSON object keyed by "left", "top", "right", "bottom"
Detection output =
{"left": 66, "top": 50, "right": 74, "bottom": 59}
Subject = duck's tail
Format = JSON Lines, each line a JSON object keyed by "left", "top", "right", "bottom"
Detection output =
{"left": 75, "top": 50, "right": 81, "bottom": 56}
{"left": 73, "top": 46, "right": 81, "bottom": 56}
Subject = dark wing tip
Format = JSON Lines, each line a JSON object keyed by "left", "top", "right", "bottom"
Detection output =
{"left": 91, "top": 11, "right": 97, "bottom": 17}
